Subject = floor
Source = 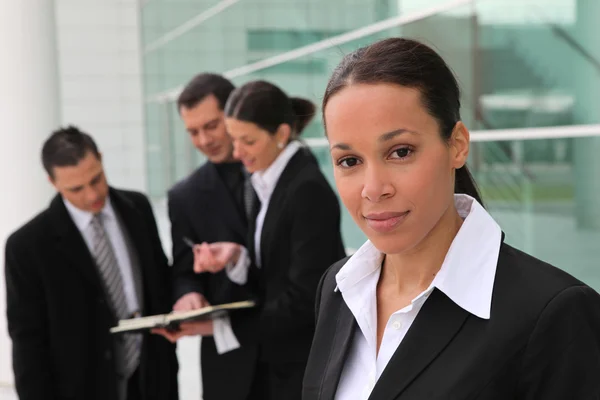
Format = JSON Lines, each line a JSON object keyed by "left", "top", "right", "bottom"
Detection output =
{"left": 0, "top": 387, "right": 16, "bottom": 400}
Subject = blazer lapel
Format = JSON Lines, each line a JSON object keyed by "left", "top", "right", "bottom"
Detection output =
{"left": 369, "top": 289, "right": 470, "bottom": 400}
{"left": 258, "top": 149, "right": 308, "bottom": 268}
{"left": 49, "top": 195, "right": 104, "bottom": 293}
{"left": 319, "top": 295, "right": 357, "bottom": 399}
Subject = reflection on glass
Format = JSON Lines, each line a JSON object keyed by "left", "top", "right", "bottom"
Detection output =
{"left": 140, "top": 0, "right": 600, "bottom": 290}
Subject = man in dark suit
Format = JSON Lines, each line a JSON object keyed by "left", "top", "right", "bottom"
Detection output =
{"left": 155, "top": 74, "right": 260, "bottom": 400}
{"left": 5, "top": 126, "right": 178, "bottom": 400}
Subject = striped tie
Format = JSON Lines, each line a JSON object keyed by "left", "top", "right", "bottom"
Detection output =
{"left": 243, "top": 169, "right": 259, "bottom": 222}
{"left": 91, "top": 213, "right": 140, "bottom": 377}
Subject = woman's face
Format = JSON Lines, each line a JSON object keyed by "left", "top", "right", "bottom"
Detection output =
{"left": 225, "top": 118, "right": 289, "bottom": 173}
{"left": 325, "top": 83, "right": 470, "bottom": 255}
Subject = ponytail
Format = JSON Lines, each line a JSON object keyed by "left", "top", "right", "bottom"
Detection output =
{"left": 224, "top": 80, "right": 316, "bottom": 140}
{"left": 290, "top": 97, "right": 316, "bottom": 137}
{"left": 455, "top": 164, "right": 485, "bottom": 207}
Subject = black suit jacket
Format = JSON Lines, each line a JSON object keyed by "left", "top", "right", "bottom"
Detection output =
{"left": 303, "top": 242, "right": 600, "bottom": 399}
{"left": 250, "top": 148, "right": 346, "bottom": 364}
{"left": 168, "top": 162, "right": 259, "bottom": 400}
{"left": 5, "top": 188, "right": 178, "bottom": 400}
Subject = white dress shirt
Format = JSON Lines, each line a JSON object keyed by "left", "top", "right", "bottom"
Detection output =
{"left": 252, "top": 140, "right": 302, "bottom": 267}
{"left": 214, "top": 142, "right": 303, "bottom": 354}
{"left": 334, "top": 194, "right": 502, "bottom": 400}
{"left": 64, "top": 197, "right": 140, "bottom": 315}
{"left": 226, "top": 140, "right": 303, "bottom": 283}
{"left": 211, "top": 315, "right": 240, "bottom": 354}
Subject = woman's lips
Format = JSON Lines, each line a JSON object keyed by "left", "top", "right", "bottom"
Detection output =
{"left": 241, "top": 158, "right": 255, "bottom": 167}
{"left": 364, "top": 211, "right": 410, "bottom": 233}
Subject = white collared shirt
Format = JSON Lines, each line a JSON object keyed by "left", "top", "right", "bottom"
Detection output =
{"left": 216, "top": 141, "right": 302, "bottom": 354}
{"left": 64, "top": 197, "right": 140, "bottom": 315}
{"left": 226, "top": 140, "right": 303, "bottom": 282}
{"left": 251, "top": 140, "right": 302, "bottom": 267}
{"left": 334, "top": 194, "right": 502, "bottom": 400}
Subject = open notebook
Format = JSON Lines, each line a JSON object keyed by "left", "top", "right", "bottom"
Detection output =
{"left": 110, "top": 300, "right": 256, "bottom": 334}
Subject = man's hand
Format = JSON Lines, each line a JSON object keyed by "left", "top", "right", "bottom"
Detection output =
{"left": 173, "top": 292, "right": 209, "bottom": 311}
{"left": 152, "top": 320, "right": 214, "bottom": 343}
{"left": 193, "top": 242, "right": 241, "bottom": 274}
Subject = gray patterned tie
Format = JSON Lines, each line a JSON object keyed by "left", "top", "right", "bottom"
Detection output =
{"left": 243, "top": 169, "right": 258, "bottom": 221}
{"left": 91, "top": 213, "right": 140, "bottom": 377}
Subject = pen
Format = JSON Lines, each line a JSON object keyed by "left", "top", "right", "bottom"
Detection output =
{"left": 182, "top": 236, "right": 196, "bottom": 249}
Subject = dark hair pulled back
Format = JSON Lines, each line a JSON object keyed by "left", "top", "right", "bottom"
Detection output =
{"left": 323, "top": 38, "right": 483, "bottom": 205}
{"left": 224, "top": 80, "right": 316, "bottom": 140}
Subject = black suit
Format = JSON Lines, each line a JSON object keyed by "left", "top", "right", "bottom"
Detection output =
{"left": 248, "top": 148, "right": 346, "bottom": 399}
{"left": 5, "top": 188, "right": 178, "bottom": 400}
{"left": 303, "top": 241, "right": 600, "bottom": 399}
{"left": 169, "top": 162, "right": 259, "bottom": 400}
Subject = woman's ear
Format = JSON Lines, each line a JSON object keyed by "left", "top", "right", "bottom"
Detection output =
{"left": 275, "top": 123, "right": 292, "bottom": 147}
{"left": 449, "top": 122, "right": 470, "bottom": 169}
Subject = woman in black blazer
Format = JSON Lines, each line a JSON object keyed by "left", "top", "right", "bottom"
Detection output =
{"left": 192, "top": 80, "right": 346, "bottom": 400}
{"left": 301, "top": 38, "right": 600, "bottom": 400}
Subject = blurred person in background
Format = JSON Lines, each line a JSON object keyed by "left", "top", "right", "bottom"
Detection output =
{"left": 157, "top": 73, "right": 262, "bottom": 400}
{"left": 169, "top": 80, "right": 347, "bottom": 400}
{"left": 5, "top": 126, "right": 178, "bottom": 400}
{"left": 302, "top": 37, "right": 600, "bottom": 400}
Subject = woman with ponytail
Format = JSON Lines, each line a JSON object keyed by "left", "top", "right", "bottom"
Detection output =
{"left": 303, "top": 38, "right": 600, "bottom": 399}
{"left": 191, "top": 80, "right": 346, "bottom": 399}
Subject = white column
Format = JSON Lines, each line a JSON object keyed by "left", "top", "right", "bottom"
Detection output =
{"left": 0, "top": 0, "right": 60, "bottom": 386}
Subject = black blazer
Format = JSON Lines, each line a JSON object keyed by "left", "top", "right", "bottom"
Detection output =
{"left": 5, "top": 188, "right": 178, "bottom": 400}
{"left": 250, "top": 147, "right": 346, "bottom": 364}
{"left": 168, "top": 162, "right": 259, "bottom": 400}
{"left": 303, "top": 241, "right": 600, "bottom": 399}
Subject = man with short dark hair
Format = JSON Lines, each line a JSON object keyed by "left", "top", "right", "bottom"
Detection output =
{"left": 157, "top": 73, "right": 261, "bottom": 400}
{"left": 5, "top": 126, "right": 179, "bottom": 400}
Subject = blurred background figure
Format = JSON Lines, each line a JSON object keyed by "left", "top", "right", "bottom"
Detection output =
{"left": 2, "top": 1, "right": 600, "bottom": 398}
{"left": 184, "top": 80, "right": 346, "bottom": 400}
{"left": 163, "top": 73, "right": 263, "bottom": 400}
{"left": 5, "top": 127, "right": 178, "bottom": 400}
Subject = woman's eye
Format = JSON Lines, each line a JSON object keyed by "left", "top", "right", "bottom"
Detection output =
{"left": 390, "top": 147, "right": 412, "bottom": 159}
{"left": 338, "top": 157, "right": 360, "bottom": 168}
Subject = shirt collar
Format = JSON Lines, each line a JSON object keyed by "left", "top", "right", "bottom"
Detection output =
{"left": 251, "top": 141, "right": 302, "bottom": 203}
{"left": 63, "top": 196, "right": 116, "bottom": 232}
{"left": 335, "top": 194, "right": 502, "bottom": 320}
